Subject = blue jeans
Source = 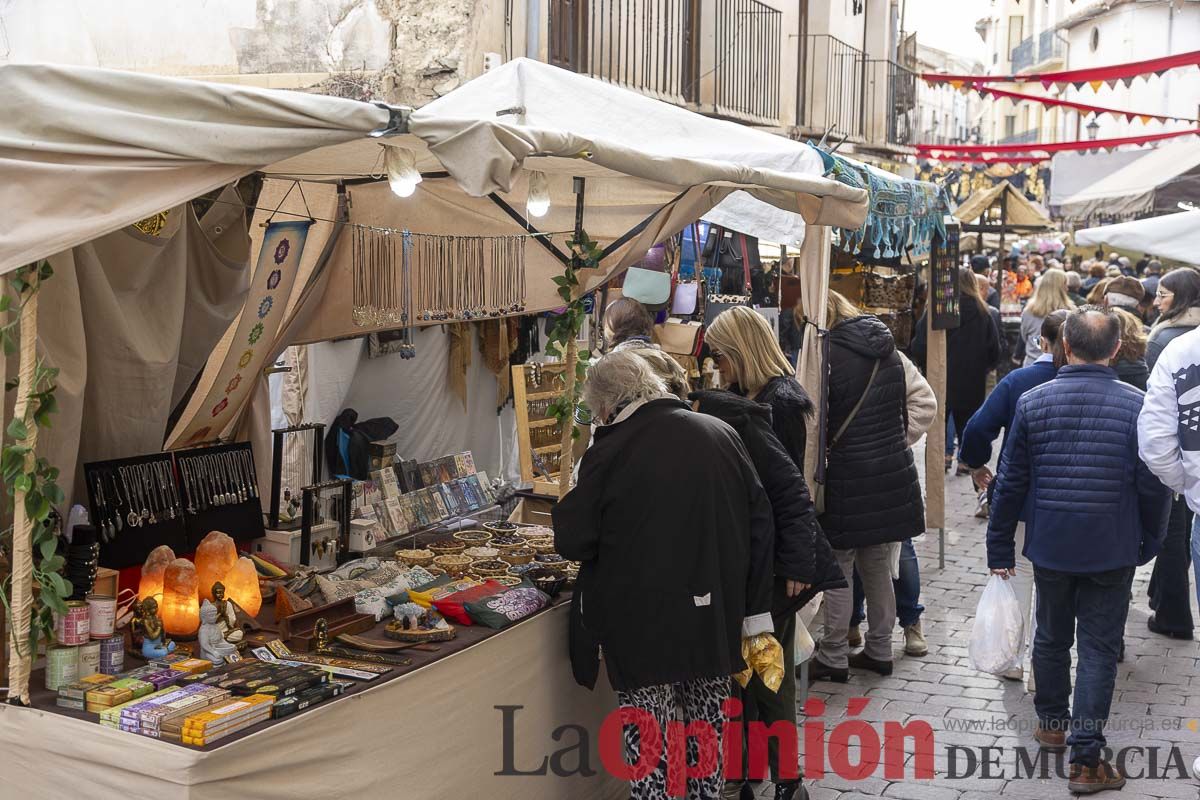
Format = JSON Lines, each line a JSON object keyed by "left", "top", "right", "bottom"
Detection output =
{"left": 1191, "top": 515, "right": 1200, "bottom": 621}
{"left": 1032, "top": 565, "right": 1135, "bottom": 767}
{"left": 850, "top": 539, "right": 923, "bottom": 629}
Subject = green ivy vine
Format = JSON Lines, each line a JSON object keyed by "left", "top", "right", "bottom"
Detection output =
{"left": 544, "top": 232, "right": 600, "bottom": 437}
{"left": 0, "top": 260, "right": 67, "bottom": 662}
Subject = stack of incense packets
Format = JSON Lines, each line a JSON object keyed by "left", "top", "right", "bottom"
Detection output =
{"left": 180, "top": 694, "right": 275, "bottom": 746}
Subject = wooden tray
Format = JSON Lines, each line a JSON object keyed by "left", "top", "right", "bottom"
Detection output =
{"left": 277, "top": 597, "right": 374, "bottom": 652}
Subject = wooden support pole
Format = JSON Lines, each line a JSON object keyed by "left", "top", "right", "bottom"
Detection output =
{"left": 923, "top": 308, "right": 948, "bottom": 570}
{"left": 557, "top": 177, "right": 587, "bottom": 499}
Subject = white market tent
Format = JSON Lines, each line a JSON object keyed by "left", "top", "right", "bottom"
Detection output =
{"left": 1075, "top": 210, "right": 1200, "bottom": 266}
{"left": 1058, "top": 138, "right": 1200, "bottom": 222}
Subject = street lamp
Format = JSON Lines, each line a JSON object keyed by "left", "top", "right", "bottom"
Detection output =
{"left": 1086, "top": 118, "right": 1100, "bottom": 141}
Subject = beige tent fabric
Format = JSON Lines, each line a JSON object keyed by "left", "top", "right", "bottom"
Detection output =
{"left": 37, "top": 189, "right": 251, "bottom": 510}
{"left": 793, "top": 226, "right": 833, "bottom": 494}
{"left": 0, "top": 63, "right": 393, "bottom": 277}
{"left": 1076, "top": 210, "right": 1200, "bottom": 267}
{"left": 953, "top": 181, "right": 1052, "bottom": 230}
{"left": 0, "top": 605, "right": 622, "bottom": 800}
{"left": 1059, "top": 138, "right": 1200, "bottom": 222}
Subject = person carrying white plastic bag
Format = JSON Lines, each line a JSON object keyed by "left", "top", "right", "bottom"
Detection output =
{"left": 969, "top": 572, "right": 1024, "bottom": 675}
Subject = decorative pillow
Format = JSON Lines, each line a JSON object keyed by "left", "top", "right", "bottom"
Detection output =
{"left": 355, "top": 588, "right": 391, "bottom": 621}
{"left": 464, "top": 583, "right": 550, "bottom": 629}
{"left": 432, "top": 580, "right": 508, "bottom": 625}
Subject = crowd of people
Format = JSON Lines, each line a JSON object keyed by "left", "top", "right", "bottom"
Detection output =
{"left": 550, "top": 249, "right": 1198, "bottom": 798}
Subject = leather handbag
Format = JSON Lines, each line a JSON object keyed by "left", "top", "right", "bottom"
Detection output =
{"left": 622, "top": 266, "right": 671, "bottom": 307}
{"left": 863, "top": 271, "right": 916, "bottom": 309}
{"left": 703, "top": 231, "right": 754, "bottom": 327}
{"left": 655, "top": 318, "right": 704, "bottom": 357}
{"left": 671, "top": 223, "right": 704, "bottom": 316}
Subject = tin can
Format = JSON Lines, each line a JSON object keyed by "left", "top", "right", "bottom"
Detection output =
{"left": 53, "top": 600, "right": 90, "bottom": 645}
{"left": 86, "top": 594, "right": 116, "bottom": 638}
{"left": 98, "top": 634, "right": 124, "bottom": 675}
{"left": 45, "top": 645, "right": 79, "bottom": 691}
{"left": 76, "top": 640, "right": 101, "bottom": 679}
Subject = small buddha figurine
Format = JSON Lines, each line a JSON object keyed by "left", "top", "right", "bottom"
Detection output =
{"left": 313, "top": 618, "right": 330, "bottom": 654}
{"left": 133, "top": 597, "right": 176, "bottom": 659}
{"left": 198, "top": 600, "right": 238, "bottom": 663}
{"left": 210, "top": 581, "right": 245, "bottom": 646}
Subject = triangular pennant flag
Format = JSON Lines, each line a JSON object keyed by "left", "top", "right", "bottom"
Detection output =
{"left": 1107, "top": 111, "right": 1120, "bottom": 122}
{"left": 1057, "top": 81, "right": 1070, "bottom": 92}
{"left": 1088, "top": 80, "right": 1104, "bottom": 92}
{"left": 1041, "top": 78, "right": 1053, "bottom": 90}
{"left": 1140, "top": 115, "right": 1153, "bottom": 124}
{"left": 1105, "top": 79, "right": 1118, "bottom": 90}
{"left": 1125, "top": 113, "right": 1136, "bottom": 123}
{"left": 1155, "top": 69, "right": 1167, "bottom": 77}
{"left": 1121, "top": 76, "right": 1134, "bottom": 89}
{"left": 1073, "top": 81, "right": 1086, "bottom": 90}
{"left": 949, "top": 79, "right": 965, "bottom": 90}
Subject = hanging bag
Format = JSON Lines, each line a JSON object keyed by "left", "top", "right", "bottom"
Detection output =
{"left": 622, "top": 243, "right": 672, "bottom": 308}
{"left": 671, "top": 223, "right": 704, "bottom": 316}
{"left": 703, "top": 232, "right": 755, "bottom": 327}
{"left": 968, "top": 575, "right": 1024, "bottom": 675}
{"left": 814, "top": 359, "right": 879, "bottom": 513}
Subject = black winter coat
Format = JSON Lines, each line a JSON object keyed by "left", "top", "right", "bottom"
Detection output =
{"left": 743, "top": 375, "right": 811, "bottom": 473}
{"left": 911, "top": 297, "right": 1000, "bottom": 411}
{"left": 822, "top": 316, "right": 926, "bottom": 549}
{"left": 553, "top": 398, "right": 775, "bottom": 691}
{"left": 691, "top": 390, "right": 847, "bottom": 619}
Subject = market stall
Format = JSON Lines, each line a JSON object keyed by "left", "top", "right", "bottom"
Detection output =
{"left": 1075, "top": 210, "right": 1200, "bottom": 267}
{"left": 1059, "top": 138, "right": 1200, "bottom": 225}
{"left": 0, "top": 59, "right": 872, "bottom": 800}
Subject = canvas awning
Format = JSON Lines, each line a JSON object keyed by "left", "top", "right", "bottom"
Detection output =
{"left": 1059, "top": 139, "right": 1200, "bottom": 221}
{"left": 1075, "top": 210, "right": 1200, "bottom": 266}
{"left": 954, "top": 181, "right": 1053, "bottom": 230}
{"left": 1049, "top": 150, "right": 1150, "bottom": 210}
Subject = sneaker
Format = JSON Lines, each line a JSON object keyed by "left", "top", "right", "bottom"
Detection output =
{"left": 1148, "top": 615, "right": 1195, "bottom": 640}
{"left": 974, "top": 489, "right": 990, "bottom": 519}
{"left": 1034, "top": 725, "right": 1067, "bottom": 752}
{"left": 849, "top": 650, "right": 893, "bottom": 676}
{"left": 773, "top": 782, "right": 808, "bottom": 800}
{"left": 1068, "top": 761, "right": 1126, "bottom": 794}
{"left": 847, "top": 626, "right": 863, "bottom": 649}
{"left": 903, "top": 622, "right": 928, "bottom": 657}
{"left": 807, "top": 658, "right": 849, "bottom": 684}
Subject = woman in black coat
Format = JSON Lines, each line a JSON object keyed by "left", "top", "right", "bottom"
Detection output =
{"left": 554, "top": 350, "right": 775, "bottom": 800}
{"left": 911, "top": 267, "right": 1001, "bottom": 472}
{"left": 811, "top": 292, "right": 926, "bottom": 683}
{"left": 691, "top": 388, "right": 846, "bottom": 800}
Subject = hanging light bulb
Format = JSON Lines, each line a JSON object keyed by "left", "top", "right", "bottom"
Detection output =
{"left": 384, "top": 145, "right": 422, "bottom": 198}
{"left": 526, "top": 170, "right": 550, "bottom": 218}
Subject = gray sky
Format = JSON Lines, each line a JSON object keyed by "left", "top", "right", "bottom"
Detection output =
{"left": 904, "top": 0, "right": 990, "bottom": 63}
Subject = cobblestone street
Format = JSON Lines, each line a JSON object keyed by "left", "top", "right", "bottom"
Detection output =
{"left": 791, "top": 442, "right": 1200, "bottom": 800}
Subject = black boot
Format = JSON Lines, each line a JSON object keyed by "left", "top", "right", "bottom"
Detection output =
{"left": 806, "top": 658, "right": 849, "bottom": 684}
{"left": 774, "top": 781, "right": 808, "bottom": 800}
{"left": 849, "top": 650, "right": 893, "bottom": 676}
{"left": 1149, "top": 615, "right": 1195, "bottom": 640}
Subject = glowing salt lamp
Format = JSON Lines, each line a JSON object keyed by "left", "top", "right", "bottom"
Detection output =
{"left": 138, "top": 545, "right": 176, "bottom": 606}
{"left": 195, "top": 531, "right": 237, "bottom": 602}
{"left": 223, "top": 557, "right": 262, "bottom": 618}
{"left": 161, "top": 558, "right": 200, "bottom": 636}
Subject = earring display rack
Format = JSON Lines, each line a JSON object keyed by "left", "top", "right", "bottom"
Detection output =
{"left": 301, "top": 480, "right": 353, "bottom": 567}
{"left": 269, "top": 423, "right": 326, "bottom": 529}
{"left": 83, "top": 452, "right": 185, "bottom": 570}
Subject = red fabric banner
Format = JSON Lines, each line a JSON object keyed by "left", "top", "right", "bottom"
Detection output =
{"left": 915, "top": 127, "right": 1200, "bottom": 156}
{"left": 978, "top": 86, "right": 1199, "bottom": 125}
{"left": 921, "top": 155, "right": 1050, "bottom": 166}
{"left": 922, "top": 49, "right": 1200, "bottom": 88}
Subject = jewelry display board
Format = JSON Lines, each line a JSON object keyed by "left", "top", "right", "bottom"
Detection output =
{"left": 269, "top": 423, "right": 325, "bottom": 529}
{"left": 512, "top": 363, "right": 567, "bottom": 496}
{"left": 175, "top": 441, "right": 266, "bottom": 551}
{"left": 83, "top": 453, "right": 185, "bottom": 570}
{"left": 300, "top": 479, "right": 353, "bottom": 567}
{"left": 930, "top": 222, "right": 962, "bottom": 331}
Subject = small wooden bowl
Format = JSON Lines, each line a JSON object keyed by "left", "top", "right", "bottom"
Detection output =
{"left": 529, "top": 540, "right": 557, "bottom": 555}
{"left": 501, "top": 547, "right": 536, "bottom": 565}
{"left": 454, "top": 530, "right": 492, "bottom": 545}
{"left": 428, "top": 539, "right": 465, "bottom": 555}
{"left": 395, "top": 548, "right": 434, "bottom": 568}
{"left": 433, "top": 554, "right": 473, "bottom": 576}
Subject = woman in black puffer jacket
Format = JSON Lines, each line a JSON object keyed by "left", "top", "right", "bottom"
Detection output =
{"left": 812, "top": 292, "right": 925, "bottom": 683}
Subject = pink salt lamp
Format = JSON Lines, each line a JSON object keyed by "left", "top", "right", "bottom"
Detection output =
{"left": 195, "top": 531, "right": 237, "bottom": 602}
{"left": 138, "top": 545, "right": 176, "bottom": 606}
{"left": 162, "top": 558, "right": 200, "bottom": 636}
{"left": 223, "top": 557, "right": 262, "bottom": 618}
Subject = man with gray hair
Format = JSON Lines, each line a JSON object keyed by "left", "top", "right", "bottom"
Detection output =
{"left": 987, "top": 307, "right": 1170, "bottom": 793}
{"left": 554, "top": 350, "right": 777, "bottom": 799}
{"left": 1065, "top": 269, "right": 1087, "bottom": 306}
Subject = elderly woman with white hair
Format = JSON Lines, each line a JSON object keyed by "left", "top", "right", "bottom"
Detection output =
{"left": 553, "top": 350, "right": 775, "bottom": 800}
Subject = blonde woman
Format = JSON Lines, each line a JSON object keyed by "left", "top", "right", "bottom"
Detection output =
{"left": 1020, "top": 268, "right": 1075, "bottom": 366}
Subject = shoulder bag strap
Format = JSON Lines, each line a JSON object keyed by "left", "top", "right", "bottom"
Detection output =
{"left": 830, "top": 358, "right": 880, "bottom": 448}
{"left": 691, "top": 223, "right": 705, "bottom": 285}
{"left": 737, "top": 233, "right": 753, "bottom": 294}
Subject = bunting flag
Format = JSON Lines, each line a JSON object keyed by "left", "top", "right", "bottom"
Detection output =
{"left": 915, "top": 127, "right": 1200, "bottom": 158}
{"left": 922, "top": 49, "right": 1200, "bottom": 90}
{"left": 976, "top": 86, "right": 1199, "bottom": 125}
{"left": 921, "top": 155, "right": 1051, "bottom": 167}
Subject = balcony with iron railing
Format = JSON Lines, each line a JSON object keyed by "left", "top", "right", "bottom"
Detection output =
{"left": 547, "top": 0, "right": 782, "bottom": 126}
{"left": 797, "top": 35, "right": 917, "bottom": 148}
{"left": 998, "top": 129, "right": 1041, "bottom": 145}
{"left": 1010, "top": 29, "right": 1066, "bottom": 73}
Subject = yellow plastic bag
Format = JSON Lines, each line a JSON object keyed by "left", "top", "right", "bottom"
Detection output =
{"left": 732, "top": 633, "right": 784, "bottom": 693}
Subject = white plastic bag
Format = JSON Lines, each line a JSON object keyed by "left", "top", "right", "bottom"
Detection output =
{"left": 794, "top": 617, "right": 816, "bottom": 664}
{"left": 969, "top": 575, "right": 1024, "bottom": 675}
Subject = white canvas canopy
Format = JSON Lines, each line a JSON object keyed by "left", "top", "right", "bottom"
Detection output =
{"left": 1059, "top": 139, "right": 1200, "bottom": 222}
{"left": 1075, "top": 210, "right": 1200, "bottom": 266}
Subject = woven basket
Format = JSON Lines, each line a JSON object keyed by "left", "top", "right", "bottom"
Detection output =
{"left": 471, "top": 559, "right": 511, "bottom": 578}
{"left": 501, "top": 548, "right": 536, "bottom": 566}
{"left": 428, "top": 540, "right": 466, "bottom": 556}
{"left": 454, "top": 530, "right": 492, "bottom": 545}
{"left": 396, "top": 549, "right": 434, "bottom": 568}
{"left": 433, "top": 554, "right": 473, "bottom": 577}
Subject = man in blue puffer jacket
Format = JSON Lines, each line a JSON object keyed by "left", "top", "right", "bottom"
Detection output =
{"left": 987, "top": 307, "right": 1171, "bottom": 795}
